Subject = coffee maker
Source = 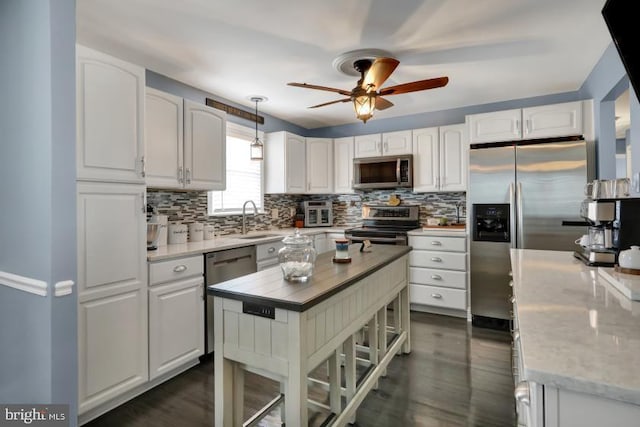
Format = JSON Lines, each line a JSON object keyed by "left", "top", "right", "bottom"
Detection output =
{"left": 575, "top": 198, "right": 640, "bottom": 266}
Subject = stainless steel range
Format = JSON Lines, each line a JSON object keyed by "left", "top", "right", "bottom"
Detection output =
{"left": 345, "top": 204, "right": 420, "bottom": 245}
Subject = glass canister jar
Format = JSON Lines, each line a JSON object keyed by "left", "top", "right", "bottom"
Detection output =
{"left": 278, "top": 229, "right": 317, "bottom": 282}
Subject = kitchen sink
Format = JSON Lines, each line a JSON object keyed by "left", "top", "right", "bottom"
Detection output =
{"left": 237, "top": 234, "right": 280, "bottom": 240}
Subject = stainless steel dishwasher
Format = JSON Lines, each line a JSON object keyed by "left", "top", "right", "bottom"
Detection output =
{"left": 204, "top": 245, "right": 256, "bottom": 354}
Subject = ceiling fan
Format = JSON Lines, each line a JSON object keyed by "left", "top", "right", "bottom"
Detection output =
{"left": 287, "top": 56, "right": 449, "bottom": 123}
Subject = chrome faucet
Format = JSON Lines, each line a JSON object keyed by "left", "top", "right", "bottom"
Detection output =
{"left": 241, "top": 200, "right": 258, "bottom": 234}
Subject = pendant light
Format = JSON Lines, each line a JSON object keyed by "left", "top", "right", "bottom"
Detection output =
{"left": 250, "top": 96, "right": 266, "bottom": 160}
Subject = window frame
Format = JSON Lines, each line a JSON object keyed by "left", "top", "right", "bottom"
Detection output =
{"left": 207, "top": 121, "right": 265, "bottom": 216}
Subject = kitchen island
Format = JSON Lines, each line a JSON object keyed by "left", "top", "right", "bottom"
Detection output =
{"left": 208, "top": 244, "right": 412, "bottom": 426}
{"left": 510, "top": 249, "right": 640, "bottom": 426}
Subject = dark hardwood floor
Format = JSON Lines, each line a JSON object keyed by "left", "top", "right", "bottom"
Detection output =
{"left": 84, "top": 312, "right": 516, "bottom": 427}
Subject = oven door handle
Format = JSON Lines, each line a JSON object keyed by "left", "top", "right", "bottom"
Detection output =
{"left": 347, "top": 235, "right": 406, "bottom": 244}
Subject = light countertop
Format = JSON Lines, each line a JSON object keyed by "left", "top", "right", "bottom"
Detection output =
{"left": 510, "top": 248, "right": 640, "bottom": 405}
{"left": 147, "top": 227, "right": 350, "bottom": 262}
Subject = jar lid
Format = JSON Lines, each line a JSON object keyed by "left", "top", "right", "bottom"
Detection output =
{"left": 282, "top": 229, "right": 312, "bottom": 245}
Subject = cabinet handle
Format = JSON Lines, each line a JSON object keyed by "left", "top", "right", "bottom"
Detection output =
{"left": 436, "top": 177, "right": 440, "bottom": 188}
{"left": 525, "top": 119, "right": 531, "bottom": 135}
{"left": 268, "top": 247, "right": 276, "bottom": 253}
{"left": 431, "top": 241, "right": 442, "bottom": 246}
{"left": 431, "top": 274, "right": 442, "bottom": 280}
{"left": 377, "top": 142, "right": 382, "bottom": 153}
{"left": 430, "top": 257, "right": 442, "bottom": 262}
{"left": 509, "top": 280, "right": 514, "bottom": 288}
{"left": 513, "top": 331, "right": 520, "bottom": 342}
{"left": 140, "top": 156, "right": 146, "bottom": 178}
{"left": 515, "top": 119, "right": 521, "bottom": 135}
{"left": 141, "top": 193, "right": 145, "bottom": 213}
{"left": 173, "top": 265, "right": 187, "bottom": 273}
{"left": 431, "top": 293, "right": 443, "bottom": 299}
{"left": 384, "top": 142, "right": 388, "bottom": 152}
{"left": 515, "top": 382, "right": 530, "bottom": 406}
{"left": 185, "top": 168, "right": 191, "bottom": 184}
{"left": 178, "top": 166, "right": 184, "bottom": 184}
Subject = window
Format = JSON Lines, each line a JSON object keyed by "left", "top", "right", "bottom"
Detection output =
{"left": 208, "top": 122, "right": 263, "bottom": 215}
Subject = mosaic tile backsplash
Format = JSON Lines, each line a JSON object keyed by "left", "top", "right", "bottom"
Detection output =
{"left": 146, "top": 189, "right": 466, "bottom": 236}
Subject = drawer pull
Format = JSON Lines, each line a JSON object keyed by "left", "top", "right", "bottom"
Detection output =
{"left": 431, "top": 274, "right": 442, "bottom": 280}
{"left": 510, "top": 295, "right": 516, "bottom": 303}
{"left": 430, "top": 241, "right": 442, "bottom": 246}
{"left": 509, "top": 280, "right": 514, "bottom": 287}
{"left": 515, "top": 382, "right": 530, "bottom": 406}
{"left": 173, "top": 265, "right": 187, "bottom": 273}
{"left": 431, "top": 293, "right": 443, "bottom": 299}
{"left": 431, "top": 257, "right": 442, "bottom": 262}
{"left": 268, "top": 247, "right": 276, "bottom": 253}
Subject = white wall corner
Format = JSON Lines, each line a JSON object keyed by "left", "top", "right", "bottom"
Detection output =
{"left": 54, "top": 280, "right": 75, "bottom": 297}
{"left": 0, "top": 270, "right": 48, "bottom": 296}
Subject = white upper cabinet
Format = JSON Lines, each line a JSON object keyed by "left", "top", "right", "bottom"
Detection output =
{"left": 354, "top": 130, "right": 412, "bottom": 157}
{"left": 467, "top": 101, "right": 583, "bottom": 144}
{"left": 382, "top": 130, "right": 413, "bottom": 155}
{"left": 439, "top": 124, "right": 467, "bottom": 192}
{"left": 265, "top": 131, "right": 306, "bottom": 194}
{"left": 76, "top": 45, "right": 145, "bottom": 183}
{"left": 306, "top": 137, "right": 333, "bottom": 194}
{"left": 334, "top": 136, "right": 355, "bottom": 194}
{"left": 412, "top": 127, "right": 440, "bottom": 192}
{"left": 145, "top": 90, "right": 226, "bottom": 191}
{"left": 412, "top": 124, "right": 467, "bottom": 192}
{"left": 354, "top": 133, "right": 382, "bottom": 158}
{"left": 183, "top": 99, "right": 226, "bottom": 190}
{"left": 145, "top": 88, "right": 184, "bottom": 188}
{"left": 523, "top": 101, "right": 583, "bottom": 140}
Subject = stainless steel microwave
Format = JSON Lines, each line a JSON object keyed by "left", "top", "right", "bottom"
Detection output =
{"left": 353, "top": 155, "right": 413, "bottom": 190}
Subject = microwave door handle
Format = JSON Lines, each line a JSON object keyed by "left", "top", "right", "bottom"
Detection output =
{"left": 396, "top": 158, "right": 401, "bottom": 184}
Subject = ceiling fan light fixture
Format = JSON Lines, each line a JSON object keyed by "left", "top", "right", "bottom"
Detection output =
{"left": 353, "top": 94, "right": 375, "bottom": 123}
{"left": 249, "top": 96, "right": 267, "bottom": 160}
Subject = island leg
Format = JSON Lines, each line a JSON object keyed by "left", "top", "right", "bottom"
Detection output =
{"left": 327, "top": 349, "right": 342, "bottom": 416}
{"left": 400, "top": 286, "right": 411, "bottom": 354}
{"left": 285, "top": 311, "right": 308, "bottom": 426}
{"left": 377, "top": 305, "right": 388, "bottom": 377}
{"left": 368, "top": 314, "right": 379, "bottom": 390}
{"left": 214, "top": 297, "right": 235, "bottom": 427}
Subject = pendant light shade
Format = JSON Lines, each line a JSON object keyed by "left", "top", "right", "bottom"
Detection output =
{"left": 250, "top": 96, "right": 266, "bottom": 160}
{"left": 353, "top": 94, "right": 375, "bottom": 123}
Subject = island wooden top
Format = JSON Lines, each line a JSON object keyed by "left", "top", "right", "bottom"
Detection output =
{"left": 207, "top": 244, "right": 412, "bottom": 312}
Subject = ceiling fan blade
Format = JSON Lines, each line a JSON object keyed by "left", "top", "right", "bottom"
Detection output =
{"left": 288, "top": 82, "right": 352, "bottom": 97}
{"left": 379, "top": 76, "right": 449, "bottom": 96}
{"left": 375, "top": 96, "right": 394, "bottom": 110}
{"left": 308, "top": 98, "right": 351, "bottom": 109}
{"left": 362, "top": 57, "right": 399, "bottom": 91}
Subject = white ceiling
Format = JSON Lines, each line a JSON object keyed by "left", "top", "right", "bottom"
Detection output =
{"left": 76, "top": 0, "right": 613, "bottom": 130}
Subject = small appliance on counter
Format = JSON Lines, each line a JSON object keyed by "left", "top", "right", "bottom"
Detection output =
{"left": 303, "top": 200, "right": 333, "bottom": 227}
{"left": 574, "top": 197, "right": 640, "bottom": 266}
{"left": 147, "top": 223, "right": 160, "bottom": 250}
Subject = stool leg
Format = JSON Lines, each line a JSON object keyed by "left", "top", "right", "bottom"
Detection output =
{"left": 368, "top": 314, "right": 379, "bottom": 390}
{"left": 328, "top": 349, "right": 342, "bottom": 416}
{"left": 344, "top": 334, "right": 357, "bottom": 425}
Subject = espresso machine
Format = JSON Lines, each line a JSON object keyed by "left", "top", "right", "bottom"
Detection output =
{"left": 575, "top": 198, "right": 640, "bottom": 266}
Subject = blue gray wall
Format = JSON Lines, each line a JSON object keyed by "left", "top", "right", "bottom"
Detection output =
{"left": 0, "top": 0, "right": 77, "bottom": 421}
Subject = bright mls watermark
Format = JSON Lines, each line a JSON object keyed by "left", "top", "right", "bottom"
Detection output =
{"left": 0, "top": 405, "right": 68, "bottom": 427}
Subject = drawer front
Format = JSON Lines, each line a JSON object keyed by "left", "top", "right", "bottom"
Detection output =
{"left": 256, "top": 240, "right": 284, "bottom": 261}
{"left": 409, "top": 251, "right": 466, "bottom": 270}
{"left": 149, "top": 255, "right": 204, "bottom": 285}
{"left": 409, "top": 235, "right": 466, "bottom": 252}
{"left": 410, "top": 267, "right": 466, "bottom": 290}
{"left": 410, "top": 284, "right": 466, "bottom": 310}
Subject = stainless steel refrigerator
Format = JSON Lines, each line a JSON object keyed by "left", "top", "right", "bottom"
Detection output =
{"left": 469, "top": 137, "right": 591, "bottom": 324}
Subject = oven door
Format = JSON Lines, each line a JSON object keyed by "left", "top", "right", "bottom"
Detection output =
{"left": 346, "top": 234, "right": 408, "bottom": 245}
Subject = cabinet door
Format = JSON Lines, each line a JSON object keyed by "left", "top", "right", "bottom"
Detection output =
{"left": 149, "top": 276, "right": 204, "bottom": 380}
{"left": 467, "top": 109, "right": 521, "bottom": 143}
{"left": 77, "top": 182, "right": 146, "bottom": 300}
{"left": 334, "top": 137, "right": 354, "bottom": 194}
{"left": 523, "top": 101, "right": 582, "bottom": 139}
{"left": 439, "top": 124, "right": 467, "bottom": 191}
{"left": 184, "top": 99, "right": 226, "bottom": 191}
{"left": 382, "top": 130, "right": 412, "bottom": 155}
{"left": 354, "top": 133, "right": 382, "bottom": 157}
{"left": 412, "top": 127, "right": 439, "bottom": 192}
{"left": 145, "top": 88, "right": 184, "bottom": 189}
{"left": 76, "top": 45, "right": 145, "bottom": 183}
{"left": 306, "top": 138, "right": 333, "bottom": 194}
{"left": 285, "top": 133, "right": 306, "bottom": 193}
{"left": 78, "top": 288, "right": 148, "bottom": 413}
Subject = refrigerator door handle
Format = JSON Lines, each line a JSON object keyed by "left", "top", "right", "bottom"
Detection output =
{"left": 509, "top": 182, "right": 516, "bottom": 249}
{"left": 517, "top": 182, "right": 524, "bottom": 248}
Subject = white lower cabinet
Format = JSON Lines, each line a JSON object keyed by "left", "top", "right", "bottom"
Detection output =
{"left": 408, "top": 232, "right": 467, "bottom": 316}
{"left": 78, "top": 288, "right": 148, "bottom": 414}
{"left": 148, "top": 255, "right": 205, "bottom": 380}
